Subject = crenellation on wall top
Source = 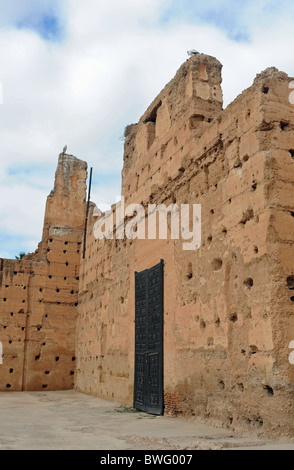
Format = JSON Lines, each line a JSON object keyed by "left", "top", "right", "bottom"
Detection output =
{"left": 49, "top": 153, "right": 88, "bottom": 198}
{"left": 40, "top": 152, "right": 88, "bottom": 249}
{"left": 140, "top": 53, "right": 223, "bottom": 125}
{"left": 122, "top": 54, "right": 224, "bottom": 188}
{"left": 254, "top": 67, "right": 289, "bottom": 84}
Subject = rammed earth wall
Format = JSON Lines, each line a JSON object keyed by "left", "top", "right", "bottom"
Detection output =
{"left": 1, "top": 54, "right": 294, "bottom": 437}
{"left": 0, "top": 155, "right": 87, "bottom": 391}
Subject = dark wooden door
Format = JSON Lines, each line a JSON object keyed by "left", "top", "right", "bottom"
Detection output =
{"left": 134, "top": 260, "right": 164, "bottom": 415}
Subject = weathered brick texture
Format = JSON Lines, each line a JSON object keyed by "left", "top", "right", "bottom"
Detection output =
{"left": 0, "top": 154, "right": 87, "bottom": 390}
{"left": 1, "top": 55, "right": 294, "bottom": 437}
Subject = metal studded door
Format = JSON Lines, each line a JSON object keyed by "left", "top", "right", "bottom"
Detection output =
{"left": 134, "top": 260, "right": 164, "bottom": 415}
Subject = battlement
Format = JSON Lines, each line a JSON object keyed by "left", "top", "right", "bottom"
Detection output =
{"left": 122, "top": 54, "right": 223, "bottom": 202}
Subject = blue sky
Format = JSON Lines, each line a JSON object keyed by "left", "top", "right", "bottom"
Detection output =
{"left": 17, "top": 13, "right": 62, "bottom": 41}
{"left": 0, "top": 0, "right": 294, "bottom": 259}
{"left": 161, "top": 1, "right": 249, "bottom": 38}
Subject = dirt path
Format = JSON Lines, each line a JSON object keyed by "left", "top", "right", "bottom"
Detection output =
{"left": 0, "top": 390, "right": 293, "bottom": 450}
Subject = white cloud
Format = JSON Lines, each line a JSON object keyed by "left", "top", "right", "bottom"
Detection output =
{"left": 0, "top": 0, "right": 294, "bottom": 258}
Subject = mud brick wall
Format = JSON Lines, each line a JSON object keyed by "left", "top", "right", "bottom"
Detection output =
{"left": 0, "top": 154, "right": 87, "bottom": 391}
{"left": 75, "top": 55, "right": 294, "bottom": 437}
{"left": 1, "top": 54, "right": 293, "bottom": 438}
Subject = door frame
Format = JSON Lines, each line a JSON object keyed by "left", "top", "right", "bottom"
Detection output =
{"left": 133, "top": 259, "right": 164, "bottom": 415}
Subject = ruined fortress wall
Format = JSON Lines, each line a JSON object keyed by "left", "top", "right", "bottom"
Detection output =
{"left": 0, "top": 54, "right": 293, "bottom": 437}
{"left": 0, "top": 154, "right": 87, "bottom": 391}
{"left": 74, "top": 55, "right": 294, "bottom": 436}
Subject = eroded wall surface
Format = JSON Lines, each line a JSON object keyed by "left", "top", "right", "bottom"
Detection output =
{"left": 1, "top": 54, "right": 293, "bottom": 438}
{"left": 0, "top": 154, "right": 87, "bottom": 390}
{"left": 74, "top": 55, "right": 294, "bottom": 436}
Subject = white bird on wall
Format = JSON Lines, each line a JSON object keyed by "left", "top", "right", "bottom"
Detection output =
{"left": 187, "top": 49, "right": 199, "bottom": 56}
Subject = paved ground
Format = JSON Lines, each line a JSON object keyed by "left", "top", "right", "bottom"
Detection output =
{"left": 0, "top": 390, "right": 293, "bottom": 450}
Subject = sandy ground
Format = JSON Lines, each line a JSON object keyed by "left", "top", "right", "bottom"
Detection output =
{"left": 0, "top": 390, "right": 293, "bottom": 450}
